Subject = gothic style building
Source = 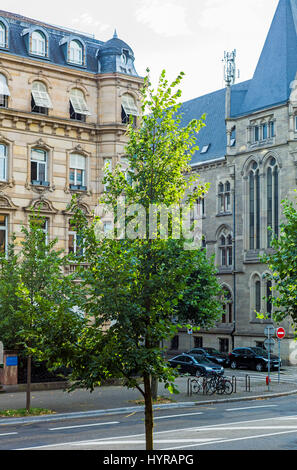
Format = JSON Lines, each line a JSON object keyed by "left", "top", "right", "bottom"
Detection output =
{"left": 0, "top": 9, "right": 142, "bottom": 261}
{"left": 172, "top": 0, "right": 297, "bottom": 362}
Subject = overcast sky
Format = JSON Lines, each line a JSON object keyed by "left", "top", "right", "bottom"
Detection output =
{"left": 3, "top": 0, "right": 279, "bottom": 102}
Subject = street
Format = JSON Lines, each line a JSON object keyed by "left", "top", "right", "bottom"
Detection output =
{"left": 1, "top": 394, "right": 297, "bottom": 451}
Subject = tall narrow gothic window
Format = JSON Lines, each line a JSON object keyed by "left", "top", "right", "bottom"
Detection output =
{"left": 222, "top": 287, "right": 233, "bottom": 324}
{"left": 249, "top": 161, "right": 260, "bottom": 250}
{"left": 219, "top": 233, "right": 233, "bottom": 267}
{"left": 218, "top": 181, "right": 231, "bottom": 213}
{"left": 267, "top": 157, "right": 279, "bottom": 247}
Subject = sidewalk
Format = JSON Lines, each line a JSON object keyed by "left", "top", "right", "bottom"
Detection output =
{"left": 1, "top": 375, "right": 297, "bottom": 418}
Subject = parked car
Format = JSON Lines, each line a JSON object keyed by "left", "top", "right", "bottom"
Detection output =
{"left": 168, "top": 353, "right": 224, "bottom": 377}
{"left": 187, "top": 347, "right": 230, "bottom": 367}
{"left": 228, "top": 347, "right": 282, "bottom": 372}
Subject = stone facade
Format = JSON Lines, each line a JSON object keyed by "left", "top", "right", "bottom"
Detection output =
{"left": 0, "top": 12, "right": 143, "bottom": 258}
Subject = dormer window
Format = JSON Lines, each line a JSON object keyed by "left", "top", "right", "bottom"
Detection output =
{"left": 0, "top": 21, "right": 7, "bottom": 49}
{"left": 69, "top": 40, "right": 83, "bottom": 65}
{"left": 201, "top": 144, "right": 210, "bottom": 154}
{"left": 31, "top": 30, "right": 46, "bottom": 57}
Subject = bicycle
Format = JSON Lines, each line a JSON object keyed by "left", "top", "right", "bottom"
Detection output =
{"left": 203, "top": 372, "right": 233, "bottom": 395}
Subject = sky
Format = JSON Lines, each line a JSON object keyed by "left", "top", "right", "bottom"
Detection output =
{"left": 2, "top": 0, "right": 280, "bottom": 102}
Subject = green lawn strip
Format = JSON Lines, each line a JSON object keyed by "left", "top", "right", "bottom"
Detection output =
{"left": 0, "top": 408, "right": 55, "bottom": 417}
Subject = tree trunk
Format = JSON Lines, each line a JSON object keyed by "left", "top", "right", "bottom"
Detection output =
{"left": 26, "top": 355, "right": 32, "bottom": 412}
{"left": 143, "top": 373, "right": 154, "bottom": 450}
{"left": 151, "top": 376, "right": 158, "bottom": 401}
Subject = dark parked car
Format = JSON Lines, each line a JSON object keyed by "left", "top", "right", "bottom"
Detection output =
{"left": 168, "top": 354, "right": 224, "bottom": 377}
{"left": 228, "top": 347, "right": 281, "bottom": 372}
{"left": 187, "top": 347, "right": 230, "bottom": 367}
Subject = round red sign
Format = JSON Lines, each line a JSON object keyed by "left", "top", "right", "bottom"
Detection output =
{"left": 276, "top": 327, "right": 285, "bottom": 339}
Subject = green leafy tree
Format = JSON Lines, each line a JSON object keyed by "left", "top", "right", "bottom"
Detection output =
{"left": 65, "top": 69, "right": 223, "bottom": 450}
{"left": 0, "top": 210, "right": 85, "bottom": 411}
{"left": 263, "top": 197, "right": 297, "bottom": 328}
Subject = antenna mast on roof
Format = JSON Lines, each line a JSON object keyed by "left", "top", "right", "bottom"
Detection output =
{"left": 223, "top": 49, "right": 237, "bottom": 87}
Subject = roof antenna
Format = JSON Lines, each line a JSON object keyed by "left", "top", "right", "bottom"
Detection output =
{"left": 223, "top": 49, "right": 237, "bottom": 87}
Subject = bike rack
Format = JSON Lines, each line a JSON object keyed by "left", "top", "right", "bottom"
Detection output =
{"left": 232, "top": 376, "right": 237, "bottom": 394}
{"left": 245, "top": 375, "right": 251, "bottom": 392}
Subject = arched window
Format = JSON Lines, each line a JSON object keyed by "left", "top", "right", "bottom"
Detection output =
{"left": 0, "top": 144, "right": 7, "bottom": 181}
{"left": 266, "top": 280, "right": 273, "bottom": 319}
{"left": 222, "top": 287, "right": 233, "bottom": 324}
{"left": 0, "top": 73, "right": 10, "bottom": 108}
{"left": 266, "top": 156, "right": 279, "bottom": 247}
{"left": 121, "top": 93, "right": 139, "bottom": 127}
{"left": 69, "top": 154, "right": 87, "bottom": 190}
{"left": 31, "top": 31, "right": 46, "bottom": 56}
{"left": 249, "top": 161, "right": 260, "bottom": 249}
{"left": 219, "top": 231, "right": 233, "bottom": 267}
{"left": 0, "top": 22, "right": 7, "bottom": 48}
{"left": 69, "top": 88, "right": 89, "bottom": 122}
{"left": 31, "top": 81, "right": 52, "bottom": 114}
{"left": 218, "top": 181, "right": 231, "bottom": 213}
{"left": 69, "top": 40, "right": 83, "bottom": 65}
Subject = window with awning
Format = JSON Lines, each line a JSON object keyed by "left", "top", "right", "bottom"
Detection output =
{"left": 122, "top": 93, "right": 139, "bottom": 117}
{"left": 70, "top": 88, "right": 90, "bottom": 116}
{"left": 31, "top": 81, "right": 52, "bottom": 111}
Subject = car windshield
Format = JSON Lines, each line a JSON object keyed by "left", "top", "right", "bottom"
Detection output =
{"left": 250, "top": 347, "right": 269, "bottom": 358}
{"left": 204, "top": 348, "right": 221, "bottom": 354}
{"left": 191, "top": 355, "right": 215, "bottom": 365}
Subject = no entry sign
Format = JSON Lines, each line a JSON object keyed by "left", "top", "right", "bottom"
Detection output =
{"left": 276, "top": 327, "right": 285, "bottom": 339}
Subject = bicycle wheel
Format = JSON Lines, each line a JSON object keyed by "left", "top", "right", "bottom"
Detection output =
{"left": 223, "top": 380, "right": 233, "bottom": 395}
{"left": 204, "top": 379, "right": 216, "bottom": 395}
{"left": 191, "top": 379, "right": 202, "bottom": 394}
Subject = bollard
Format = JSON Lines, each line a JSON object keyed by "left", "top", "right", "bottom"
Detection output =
{"left": 232, "top": 376, "right": 237, "bottom": 394}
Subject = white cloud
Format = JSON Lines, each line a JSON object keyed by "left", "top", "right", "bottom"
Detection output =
{"left": 135, "top": 0, "right": 191, "bottom": 37}
{"left": 71, "top": 13, "right": 110, "bottom": 34}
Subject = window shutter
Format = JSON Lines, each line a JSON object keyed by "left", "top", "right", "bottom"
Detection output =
{"left": 122, "top": 94, "right": 139, "bottom": 116}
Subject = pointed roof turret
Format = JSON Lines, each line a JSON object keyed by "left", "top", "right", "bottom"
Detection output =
{"left": 239, "top": 0, "right": 297, "bottom": 115}
{"left": 113, "top": 29, "right": 118, "bottom": 39}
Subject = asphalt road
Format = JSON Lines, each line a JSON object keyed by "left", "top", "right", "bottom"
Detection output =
{"left": 2, "top": 394, "right": 297, "bottom": 452}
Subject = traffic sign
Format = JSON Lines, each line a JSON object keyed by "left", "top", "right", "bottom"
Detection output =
{"left": 276, "top": 327, "right": 285, "bottom": 339}
{"left": 264, "top": 326, "right": 275, "bottom": 337}
{"left": 264, "top": 338, "right": 275, "bottom": 352}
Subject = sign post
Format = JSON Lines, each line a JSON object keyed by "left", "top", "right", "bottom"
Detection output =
{"left": 187, "top": 326, "right": 193, "bottom": 351}
{"left": 264, "top": 326, "right": 275, "bottom": 391}
{"left": 276, "top": 328, "right": 285, "bottom": 384}
{"left": 0, "top": 341, "right": 3, "bottom": 366}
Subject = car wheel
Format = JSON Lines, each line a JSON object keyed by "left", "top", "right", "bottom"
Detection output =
{"left": 230, "top": 360, "right": 237, "bottom": 370}
{"left": 255, "top": 363, "right": 263, "bottom": 372}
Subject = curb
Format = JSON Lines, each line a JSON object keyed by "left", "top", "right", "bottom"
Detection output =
{"left": 0, "top": 389, "right": 297, "bottom": 426}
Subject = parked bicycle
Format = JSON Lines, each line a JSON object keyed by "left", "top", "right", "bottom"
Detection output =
{"left": 202, "top": 372, "right": 233, "bottom": 395}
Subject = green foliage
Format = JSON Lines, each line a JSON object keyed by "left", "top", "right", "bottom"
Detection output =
{"left": 0, "top": 209, "right": 86, "bottom": 364}
{"left": 262, "top": 196, "right": 297, "bottom": 329}
{"left": 67, "top": 70, "right": 222, "bottom": 397}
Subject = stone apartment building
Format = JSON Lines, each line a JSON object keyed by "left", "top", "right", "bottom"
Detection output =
{"left": 0, "top": 10, "right": 142, "bottom": 259}
{"left": 0, "top": 2, "right": 297, "bottom": 365}
{"left": 171, "top": 0, "right": 297, "bottom": 362}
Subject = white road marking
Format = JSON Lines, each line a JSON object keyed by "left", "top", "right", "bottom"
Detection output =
{"left": 154, "top": 412, "right": 203, "bottom": 420}
{"left": 164, "top": 429, "right": 297, "bottom": 450}
{"left": 49, "top": 421, "right": 119, "bottom": 431}
{"left": 226, "top": 405, "right": 277, "bottom": 412}
{"left": 0, "top": 432, "right": 18, "bottom": 437}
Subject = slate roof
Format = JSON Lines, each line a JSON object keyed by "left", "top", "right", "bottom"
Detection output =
{"left": 179, "top": 0, "right": 297, "bottom": 165}
{"left": 0, "top": 9, "right": 138, "bottom": 76}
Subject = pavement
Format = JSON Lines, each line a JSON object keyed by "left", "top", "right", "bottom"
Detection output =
{"left": 1, "top": 371, "right": 297, "bottom": 424}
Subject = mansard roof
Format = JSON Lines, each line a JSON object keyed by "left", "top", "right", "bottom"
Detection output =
{"left": 0, "top": 10, "right": 138, "bottom": 76}
{"left": 179, "top": 0, "right": 297, "bottom": 165}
